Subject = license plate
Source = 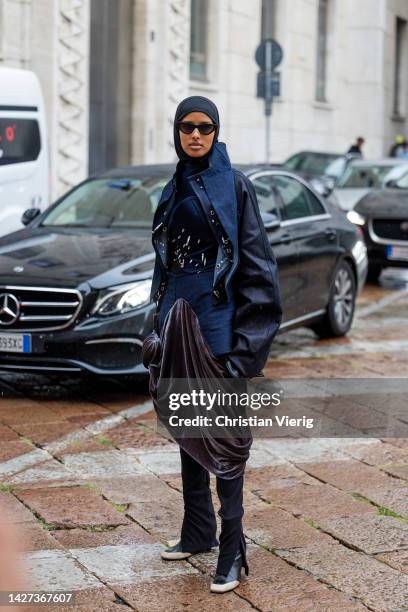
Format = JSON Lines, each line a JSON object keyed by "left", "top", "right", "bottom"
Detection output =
{"left": 0, "top": 333, "right": 31, "bottom": 353}
{"left": 386, "top": 245, "right": 408, "bottom": 261}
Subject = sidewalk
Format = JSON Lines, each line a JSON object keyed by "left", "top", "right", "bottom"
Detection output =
{"left": 0, "top": 286, "right": 407, "bottom": 611}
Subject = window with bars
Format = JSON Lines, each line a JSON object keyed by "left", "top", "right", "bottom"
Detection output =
{"left": 315, "top": 0, "right": 328, "bottom": 102}
{"left": 190, "top": 0, "right": 208, "bottom": 81}
{"left": 393, "top": 17, "right": 407, "bottom": 117}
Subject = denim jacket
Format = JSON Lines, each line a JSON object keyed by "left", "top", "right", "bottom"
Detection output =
{"left": 151, "top": 142, "right": 238, "bottom": 306}
{"left": 150, "top": 142, "right": 283, "bottom": 378}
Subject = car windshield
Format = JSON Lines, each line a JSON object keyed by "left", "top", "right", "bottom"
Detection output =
{"left": 395, "top": 171, "right": 408, "bottom": 189}
{"left": 284, "top": 152, "right": 340, "bottom": 174}
{"left": 337, "top": 164, "right": 400, "bottom": 188}
{"left": 323, "top": 157, "right": 347, "bottom": 179}
{"left": 383, "top": 164, "right": 408, "bottom": 188}
{"left": 41, "top": 176, "right": 170, "bottom": 229}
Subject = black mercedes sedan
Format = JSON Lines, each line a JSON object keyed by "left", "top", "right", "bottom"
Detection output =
{"left": 350, "top": 170, "right": 408, "bottom": 282}
{"left": 0, "top": 165, "right": 367, "bottom": 377}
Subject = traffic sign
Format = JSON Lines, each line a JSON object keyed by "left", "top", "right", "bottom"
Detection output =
{"left": 255, "top": 37, "right": 284, "bottom": 162}
{"left": 255, "top": 39, "right": 283, "bottom": 71}
{"left": 257, "top": 71, "right": 280, "bottom": 99}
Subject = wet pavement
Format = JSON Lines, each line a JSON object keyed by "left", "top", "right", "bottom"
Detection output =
{"left": 0, "top": 273, "right": 408, "bottom": 611}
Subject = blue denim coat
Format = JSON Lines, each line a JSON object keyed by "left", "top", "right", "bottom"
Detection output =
{"left": 150, "top": 142, "right": 283, "bottom": 378}
{"left": 151, "top": 142, "right": 238, "bottom": 306}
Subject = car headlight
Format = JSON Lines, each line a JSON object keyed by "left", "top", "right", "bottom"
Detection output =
{"left": 347, "top": 211, "right": 366, "bottom": 226}
{"left": 91, "top": 279, "right": 152, "bottom": 317}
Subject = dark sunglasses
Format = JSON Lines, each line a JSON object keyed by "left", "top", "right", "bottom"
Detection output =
{"left": 177, "top": 121, "right": 217, "bottom": 135}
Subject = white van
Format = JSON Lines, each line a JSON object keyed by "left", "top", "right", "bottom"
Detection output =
{"left": 0, "top": 67, "right": 49, "bottom": 236}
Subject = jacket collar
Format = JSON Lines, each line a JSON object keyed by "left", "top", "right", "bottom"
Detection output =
{"left": 157, "top": 142, "right": 232, "bottom": 206}
{"left": 174, "top": 141, "right": 232, "bottom": 179}
{"left": 153, "top": 141, "right": 239, "bottom": 296}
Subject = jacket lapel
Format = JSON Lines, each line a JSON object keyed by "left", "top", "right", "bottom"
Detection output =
{"left": 152, "top": 142, "right": 239, "bottom": 282}
{"left": 152, "top": 179, "right": 176, "bottom": 234}
{"left": 200, "top": 143, "right": 239, "bottom": 256}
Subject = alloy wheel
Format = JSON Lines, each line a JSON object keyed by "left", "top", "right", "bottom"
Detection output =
{"left": 332, "top": 267, "right": 354, "bottom": 328}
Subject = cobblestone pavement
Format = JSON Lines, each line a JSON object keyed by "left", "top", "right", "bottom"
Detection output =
{"left": 0, "top": 278, "right": 408, "bottom": 611}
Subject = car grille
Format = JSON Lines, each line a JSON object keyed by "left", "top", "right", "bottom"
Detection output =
{"left": 0, "top": 285, "right": 83, "bottom": 331}
{"left": 372, "top": 219, "right": 408, "bottom": 242}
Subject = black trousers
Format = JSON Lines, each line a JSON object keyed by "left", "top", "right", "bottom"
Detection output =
{"left": 179, "top": 447, "right": 247, "bottom": 576}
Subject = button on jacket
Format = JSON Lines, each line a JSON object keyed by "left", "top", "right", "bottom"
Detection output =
{"left": 150, "top": 142, "right": 283, "bottom": 379}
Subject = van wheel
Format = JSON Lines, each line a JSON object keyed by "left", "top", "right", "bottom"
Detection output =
{"left": 311, "top": 260, "right": 356, "bottom": 339}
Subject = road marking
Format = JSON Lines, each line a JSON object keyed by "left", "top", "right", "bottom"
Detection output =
{"left": 356, "top": 289, "right": 408, "bottom": 319}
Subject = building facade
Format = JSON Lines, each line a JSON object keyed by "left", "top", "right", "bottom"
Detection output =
{"left": 1, "top": 0, "right": 407, "bottom": 200}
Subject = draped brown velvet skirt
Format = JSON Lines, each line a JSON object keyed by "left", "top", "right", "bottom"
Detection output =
{"left": 142, "top": 298, "right": 252, "bottom": 479}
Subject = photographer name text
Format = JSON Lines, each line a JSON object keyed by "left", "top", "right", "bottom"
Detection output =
{"left": 168, "top": 414, "right": 314, "bottom": 428}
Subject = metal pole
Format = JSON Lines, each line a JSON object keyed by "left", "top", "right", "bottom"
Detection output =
{"left": 265, "top": 38, "right": 273, "bottom": 164}
{"left": 266, "top": 111, "right": 271, "bottom": 163}
{"left": 262, "top": 0, "right": 276, "bottom": 39}
{"left": 261, "top": 0, "right": 277, "bottom": 163}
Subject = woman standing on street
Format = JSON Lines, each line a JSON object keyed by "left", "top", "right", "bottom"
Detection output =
{"left": 143, "top": 95, "right": 282, "bottom": 593}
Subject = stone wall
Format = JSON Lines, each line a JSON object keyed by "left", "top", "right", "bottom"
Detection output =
{"left": 1, "top": 0, "right": 407, "bottom": 195}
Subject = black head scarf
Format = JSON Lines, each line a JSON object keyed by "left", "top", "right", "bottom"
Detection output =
{"left": 173, "top": 96, "right": 220, "bottom": 164}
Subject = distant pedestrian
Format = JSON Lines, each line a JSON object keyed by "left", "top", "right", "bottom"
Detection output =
{"left": 348, "top": 137, "right": 365, "bottom": 156}
{"left": 400, "top": 142, "right": 408, "bottom": 160}
{"left": 389, "top": 134, "right": 406, "bottom": 158}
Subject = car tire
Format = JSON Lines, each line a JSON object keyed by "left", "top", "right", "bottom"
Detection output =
{"left": 366, "top": 264, "right": 382, "bottom": 284}
{"left": 311, "top": 259, "right": 356, "bottom": 339}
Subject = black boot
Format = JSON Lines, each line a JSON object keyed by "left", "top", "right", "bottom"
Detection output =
{"left": 239, "top": 531, "right": 249, "bottom": 576}
{"left": 161, "top": 538, "right": 216, "bottom": 560}
{"left": 210, "top": 533, "right": 249, "bottom": 593}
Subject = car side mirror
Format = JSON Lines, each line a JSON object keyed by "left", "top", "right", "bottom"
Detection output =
{"left": 324, "top": 184, "right": 335, "bottom": 197}
{"left": 311, "top": 178, "right": 334, "bottom": 197}
{"left": 21, "top": 208, "right": 41, "bottom": 226}
{"left": 261, "top": 212, "right": 281, "bottom": 230}
{"left": 324, "top": 177, "right": 336, "bottom": 194}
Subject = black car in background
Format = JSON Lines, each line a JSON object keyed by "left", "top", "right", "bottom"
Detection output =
{"left": 0, "top": 165, "right": 367, "bottom": 377}
{"left": 282, "top": 150, "right": 360, "bottom": 196}
{"left": 350, "top": 169, "right": 408, "bottom": 282}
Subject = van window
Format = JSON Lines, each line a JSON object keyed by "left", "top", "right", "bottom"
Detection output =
{"left": 0, "top": 118, "right": 41, "bottom": 165}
